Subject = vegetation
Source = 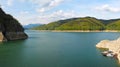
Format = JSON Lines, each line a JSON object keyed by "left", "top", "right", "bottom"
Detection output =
{"left": 32, "top": 17, "right": 120, "bottom": 31}
{"left": 106, "top": 20, "right": 120, "bottom": 30}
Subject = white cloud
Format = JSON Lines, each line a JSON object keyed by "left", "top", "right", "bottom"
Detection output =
{"left": 16, "top": 10, "right": 76, "bottom": 25}
{"left": 7, "top": 0, "right": 14, "bottom": 6}
{"left": 37, "top": 10, "right": 76, "bottom": 24}
{"left": 37, "top": 8, "right": 46, "bottom": 13}
{"left": 29, "top": 0, "right": 52, "bottom": 6}
{"left": 14, "top": 0, "right": 64, "bottom": 13}
{"left": 50, "top": 10, "right": 75, "bottom": 18}
{"left": 95, "top": 4, "right": 120, "bottom": 13}
{"left": 19, "top": 11, "right": 29, "bottom": 15}
{"left": 36, "top": 0, "right": 64, "bottom": 13}
{"left": 49, "top": 0, "right": 63, "bottom": 7}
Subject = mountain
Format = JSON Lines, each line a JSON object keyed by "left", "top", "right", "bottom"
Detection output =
{"left": 0, "top": 7, "right": 28, "bottom": 42}
{"left": 32, "top": 17, "right": 120, "bottom": 30}
{"left": 32, "top": 17, "right": 104, "bottom": 30}
{"left": 55, "top": 17, "right": 105, "bottom": 30}
{"left": 31, "top": 18, "right": 77, "bottom": 30}
{"left": 23, "top": 23, "right": 42, "bottom": 29}
{"left": 100, "top": 19, "right": 120, "bottom": 25}
{"left": 106, "top": 20, "right": 120, "bottom": 30}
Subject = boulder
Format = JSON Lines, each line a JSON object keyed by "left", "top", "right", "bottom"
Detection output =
{"left": 96, "top": 38, "right": 120, "bottom": 63}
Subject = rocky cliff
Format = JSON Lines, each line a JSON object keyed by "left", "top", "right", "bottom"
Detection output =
{"left": 96, "top": 38, "right": 120, "bottom": 63}
{"left": 0, "top": 8, "right": 28, "bottom": 42}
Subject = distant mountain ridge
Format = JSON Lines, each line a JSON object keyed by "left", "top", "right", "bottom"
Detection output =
{"left": 32, "top": 17, "right": 120, "bottom": 30}
{"left": 23, "top": 23, "right": 42, "bottom": 29}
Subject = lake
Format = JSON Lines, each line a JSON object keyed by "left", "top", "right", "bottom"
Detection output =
{"left": 0, "top": 30, "right": 120, "bottom": 67}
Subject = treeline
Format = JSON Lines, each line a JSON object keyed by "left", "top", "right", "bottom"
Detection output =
{"left": 31, "top": 17, "right": 120, "bottom": 30}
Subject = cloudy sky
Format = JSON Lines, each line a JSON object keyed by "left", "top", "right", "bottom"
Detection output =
{"left": 0, "top": 0, "right": 120, "bottom": 25}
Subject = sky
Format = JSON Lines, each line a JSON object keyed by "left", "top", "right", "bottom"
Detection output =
{"left": 0, "top": 0, "right": 120, "bottom": 25}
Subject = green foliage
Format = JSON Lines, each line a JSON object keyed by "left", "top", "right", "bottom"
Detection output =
{"left": 106, "top": 20, "right": 120, "bottom": 30}
{"left": 32, "top": 17, "right": 120, "bottom": 30}
{"left": 55, "top": 17, "right": 105, "bottom": 30}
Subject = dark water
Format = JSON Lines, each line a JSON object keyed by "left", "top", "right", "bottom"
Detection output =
{"left": 0, "top": 30, "right": 120, "bottom": 67}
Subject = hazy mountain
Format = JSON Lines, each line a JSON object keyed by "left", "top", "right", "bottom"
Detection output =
{"left": 23, "top": 24, "right": 42, "bottom": 29}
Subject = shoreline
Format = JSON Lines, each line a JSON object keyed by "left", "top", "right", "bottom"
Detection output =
{"left": 29, "top": 30, "right": 120, "bottom": 32}
{"left": 52, "top": 30, "right": 120, "bottom": 32}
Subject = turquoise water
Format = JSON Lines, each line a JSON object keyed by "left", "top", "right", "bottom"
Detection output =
{"left": 0, "top": 30, "right": 120, "bottom": 67}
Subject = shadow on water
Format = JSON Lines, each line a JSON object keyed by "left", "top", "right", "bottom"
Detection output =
{"left": 28, "top": 36, "right": 41, "bottom": 39}
{"left": 0, "top": 39, "right": 28, "bottom": 67}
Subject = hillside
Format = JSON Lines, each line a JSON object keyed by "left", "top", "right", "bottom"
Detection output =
{"left": 0, "top": 7, "right": 28, "bottom": 41}
{"left": 32, "top": 18, "right": 77, "bottom": 30}
{"left": 55, "top": 17, "right": 105, "bottom": 30}
{"left": 32, "top": 17, "right": 120, "bottom": 30}
{"left": 106, "top": 20, "right": 120, "bottom": 30}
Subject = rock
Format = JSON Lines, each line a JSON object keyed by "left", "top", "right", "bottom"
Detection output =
{"left": 0, "top": 32, "right": 7, "bottom": 41}
{"left": 0, "top": 7, "right": 28, "bottom": 42}
{"left": 96, "top": 38, "right": 120, "bottom": 63}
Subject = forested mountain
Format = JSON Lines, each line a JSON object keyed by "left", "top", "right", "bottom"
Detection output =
{"left": 106, "top": 20, "right": 120, "bottom": 30}
{"left": 32, "top": 17, "right": 120, "bottom": 30}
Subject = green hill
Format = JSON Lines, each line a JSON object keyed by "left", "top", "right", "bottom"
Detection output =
{"left": 106, "top": 20, "right": 120, "bottom": 30}
{"left": 55, "top": 17, "right": 105, "bottom": 30}
{"left": 32, "top": 18, "right": 77, "bottom": 30}
{"left": 32, "top": 17, "right": 120, "bottom": 31}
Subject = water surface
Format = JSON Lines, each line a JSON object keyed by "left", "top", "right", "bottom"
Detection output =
{"left": 0, "top": 30, "right": 120, "bottom": 67}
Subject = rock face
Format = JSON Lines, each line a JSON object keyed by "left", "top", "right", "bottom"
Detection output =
{"left": 0, "top": 8, "right": 28, "bottom": 42}
{"left": 96, "top": 38, "right": 120, "bottom": 62}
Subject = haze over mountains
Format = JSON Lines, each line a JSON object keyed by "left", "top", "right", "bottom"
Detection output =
{"left": 23, "top": 24, "right": 42, "bottom": 29}
{"left": 31, "top": 17, "right": 120, "bottom": 30}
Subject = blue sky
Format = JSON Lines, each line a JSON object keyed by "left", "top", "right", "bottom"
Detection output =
{"left": 0, "top": 0, "right": 120, "bottom": 25}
